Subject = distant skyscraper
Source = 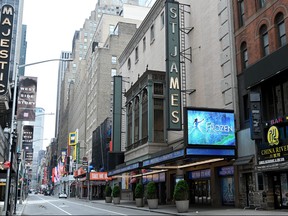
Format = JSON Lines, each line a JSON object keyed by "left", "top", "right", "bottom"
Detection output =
{"left": 30, "top": 107, "right": 45, "bottom": 189}
{"left": 18, "top": 24, "right": 27, "bottom": 76}
{"left": 55, "top": 51, "right": 72, "bottom": 138}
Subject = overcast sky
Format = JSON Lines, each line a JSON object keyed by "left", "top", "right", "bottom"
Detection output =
{"left": 22, "top": 0, "right": 97, "bottom": 149}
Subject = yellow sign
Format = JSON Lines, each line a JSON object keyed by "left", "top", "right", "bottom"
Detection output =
{"left": 69, "top": 132, "right": 77, "bottom": 146}
{"left": 267, "top": 126, "right": 279, "bottom": 146}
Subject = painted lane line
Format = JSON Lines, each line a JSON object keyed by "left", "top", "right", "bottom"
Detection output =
{"left": 64, "top": 200, "right": 127, "bottom": 215}
{"left": 37, "top": 196, "right": 72, "bottom": 215}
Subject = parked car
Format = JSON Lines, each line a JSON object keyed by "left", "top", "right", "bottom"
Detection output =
{"left": 59, "top": 193, "right": 67, "bottom": 199}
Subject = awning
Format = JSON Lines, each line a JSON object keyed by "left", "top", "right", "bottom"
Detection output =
{"left": 107, "top": 162, "right": 141, "bottom": 177}
{"left": 233, "top": 155, "right": 254, "bottom": 166}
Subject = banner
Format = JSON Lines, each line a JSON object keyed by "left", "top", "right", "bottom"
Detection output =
{"left": 22, "top": 125, "right": 34, "bottom": 151}
{"left": 17, "top": 76, "right": 38, "bottom": 121}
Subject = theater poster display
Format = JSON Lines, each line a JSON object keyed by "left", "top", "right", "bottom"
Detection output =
{"left": 184, "top": 107, "right": 236, "bottom": 157}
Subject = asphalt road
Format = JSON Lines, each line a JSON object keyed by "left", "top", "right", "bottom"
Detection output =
{"left": 22, "top": 194, "right": 169, "bottom": 215}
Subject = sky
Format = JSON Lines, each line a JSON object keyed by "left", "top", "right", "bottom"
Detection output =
{"left": 22, "top": 0, "right": 98, "bottom": 149}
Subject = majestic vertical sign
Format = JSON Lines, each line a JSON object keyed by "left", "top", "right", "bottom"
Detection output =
{"left": 0, "top": 5, "right": 14, "bottom": 95}
{"left": 166, "top": 0, "right": 182, "bottom": 130}
{"left": 17, "top": 76, "right": 38, "bottom": 121}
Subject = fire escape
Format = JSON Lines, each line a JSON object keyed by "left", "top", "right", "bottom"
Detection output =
{"left": 179, "top": 3, "right": 194, "bottom": 107}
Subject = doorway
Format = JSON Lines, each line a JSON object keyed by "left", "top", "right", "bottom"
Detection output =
{"left": 190, "top": 180, "right": 211, "bottom": 205}
{"left": 273, "top": 174, "right": 281, "bottom": 209}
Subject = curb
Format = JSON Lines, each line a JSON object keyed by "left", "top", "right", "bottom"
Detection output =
{"left": 91, "top": 201, "right": 180, "bottom": 216}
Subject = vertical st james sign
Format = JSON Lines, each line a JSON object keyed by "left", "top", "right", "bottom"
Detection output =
{"left": 0, "top": 5, "right": 14, "bottom": 95}
{"left": 166, "top": 0, "right": 182, "bottom": 130}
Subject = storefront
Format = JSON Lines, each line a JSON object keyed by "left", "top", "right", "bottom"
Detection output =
{"left": 255, "top": 117, "right": 288, "bottom": 209}
{"left": 89, "top": 172, "right": 111, "bottom": 200}
{"left": 73, "top": 167, "right": 87, "bottom": 198}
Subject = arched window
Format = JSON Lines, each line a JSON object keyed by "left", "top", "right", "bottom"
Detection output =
{"left": 275, "top": 12, "right": 286, "bottom": 47}
{"left": 240, "top": 42, "right": 248, "bottom": 69}
{"left": 127, "top": 58, "right": 131, "bottom": 70}
{"left": 260, "top": 25, "right": 269, "bottom": 56}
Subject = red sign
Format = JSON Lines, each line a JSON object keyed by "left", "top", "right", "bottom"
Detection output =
{"left": 90, "top": 172, "right": 112, "bottom": 181}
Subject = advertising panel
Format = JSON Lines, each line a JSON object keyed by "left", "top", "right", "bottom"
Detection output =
{"left": 17, "top": 76, "right": 38, "bottom": 121}
{"left": 186, "top": 108, "right": 235, "bottom": 146}
{"left": 184, "top": 107, "right": 236, "bottom": 157}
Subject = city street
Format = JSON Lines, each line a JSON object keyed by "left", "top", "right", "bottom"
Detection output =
{"left": 21, "top": 194, "right": 167, "bottom": 215}
{"left": 19, "top": 194, "right": 288, "bottom": 216}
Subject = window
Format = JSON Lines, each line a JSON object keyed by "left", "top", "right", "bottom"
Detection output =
{"left": 127, "top": 58, "right": 131, "bottom": 70}
{"left": 240, "top": 42, "right": 248, "bottom": 69}
{"left": 258, "top": 0, "right": 266, "bottom": 8}
{"left": 134, "top": 97, "right": 139, "bottom": 142}
{"left": 262, "top": 79, "right": 288, "bottom": 120}
{"left": 154, "top": 83, "right": 164, "bottom": 95}
{"left": 109, "top": 25, "right": 115, "bottom": 35}
{"left": 150, "top": 24, "right": 155, "bottom": 43}
{"left": 111, "top": 56, "right": 117, "bottom": 64}
{"left": 238, "top": 0, "right": 245, "bottom": 27}
{"left": 135, "top": 46, "right": 139, "bottom": 63}
{"left": 143, "top": 37, "right": 146, "bottom": 52}
{"left": 160, "top": 12, "right": 165, "bottom": 29}
{"left": 275, "top": 13, "right": 286, "bottom": 47}
{"left": 260, "top": 25, "right": 269, "bottom": 56}
{"left": 111, "top": 68, "right": 116, "bottom": 77}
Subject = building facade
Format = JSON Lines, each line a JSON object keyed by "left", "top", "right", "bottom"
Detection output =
{"left": 233, "top": 0, "right": 288, "bottom": 209}
{"left": 108, "top": 0, "right": 239, "bottom": 207}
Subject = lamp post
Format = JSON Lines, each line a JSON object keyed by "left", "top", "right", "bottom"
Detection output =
{"left": 13, "top": 153, "right": 21, "bottom": 214}
{"left": 3, "top": 58, "right": 72, "bottom": 216}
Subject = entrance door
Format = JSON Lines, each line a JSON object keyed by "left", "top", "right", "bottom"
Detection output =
{"left": 190, "top": 180, "right": 210, "bottom": 205}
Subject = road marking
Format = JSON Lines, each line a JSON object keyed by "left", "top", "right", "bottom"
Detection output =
{"left": 37, "top": 196, "right": 72, "bottom": 215}
{"left": 65, "top": 200, "right": 127, "bottom": 215}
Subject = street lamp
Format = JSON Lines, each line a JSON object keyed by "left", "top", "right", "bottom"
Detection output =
{"left": 4, "top": 58, "right": 72, "bottom": 216}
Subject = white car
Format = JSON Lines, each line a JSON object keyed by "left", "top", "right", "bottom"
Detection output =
{"left": 58, "top": 193, "right": 67, "bottom": 199}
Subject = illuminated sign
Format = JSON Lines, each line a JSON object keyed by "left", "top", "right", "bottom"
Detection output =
{"left": 267, "top": 126, "right": 279, "bottom": 146}
{"left": 258, "top": 123, "right": 288, "bottom": 165}
{"left": 0, "top": 5, "right": 14, "bottom": 95}
{"left": 90, "top": 172, "right": 112, "bottom": 181}
{"left": 165, "top": 1, "right": 181, "bottom": 130}
{"left": 142, "top": 149, "right": 184, "bottom": 166}
{"left": 188, "top": 169, "right": 211, "bottom": 179}
{"left": 186, "top": 108, "right": 235, "bottom": 146}
{"left": 69, "top": 132, "right": 77, "bottom": 146}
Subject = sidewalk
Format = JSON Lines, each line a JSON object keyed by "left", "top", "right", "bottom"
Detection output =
{"left": 90, "top": 199, "right": 288, "bottom": 215}
{"left": 14, "top": 200, "right": 27, "bottom": 216}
